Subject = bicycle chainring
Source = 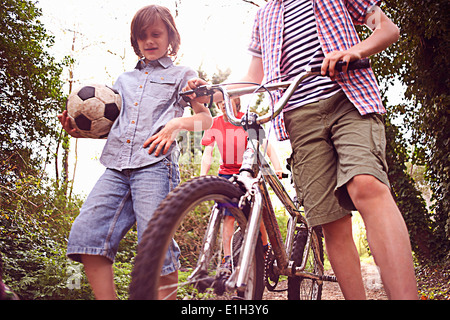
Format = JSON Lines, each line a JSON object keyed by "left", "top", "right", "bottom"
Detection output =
{"left": 264, "top": 246, "right": 279, "bottom": 291}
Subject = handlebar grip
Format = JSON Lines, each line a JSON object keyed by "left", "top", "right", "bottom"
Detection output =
{"left": 181, "top": 91, "right": 193, "bottom": 102}
{"left": 344, "top": 58, "right": 371, "bottom": 71}
{"left": 181, "top": 93, "right": 192, "bottom": 102}
{"left": 309, "top": 58, "right": 371, "bottom": 75}
{"left": 180, "top": 86, "right": 215, "bottom": 102}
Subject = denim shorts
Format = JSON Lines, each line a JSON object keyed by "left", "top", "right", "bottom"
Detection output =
{"left": 67, "top": 157, "right": 181, "bottom": 276}
{"left": 284, "top": 91, "right": 390, "bottom": 227}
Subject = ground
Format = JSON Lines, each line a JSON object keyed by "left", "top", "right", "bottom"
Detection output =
{"left": 416, "top": 261, "right": 450, "bottom": 300}
{"left": 263, "top": 261, "right": 388, "bottom": 300}
{"left": 263, "top": 260, "right": 450, "bottom": 300}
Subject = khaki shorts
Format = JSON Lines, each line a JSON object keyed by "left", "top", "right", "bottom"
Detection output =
{"left": 284, "top": 91, "right": 390, "bottom": 227}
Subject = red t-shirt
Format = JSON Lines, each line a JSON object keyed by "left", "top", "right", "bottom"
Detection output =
{"left": 201, "top": 112, "right": 248, "bottom": 175}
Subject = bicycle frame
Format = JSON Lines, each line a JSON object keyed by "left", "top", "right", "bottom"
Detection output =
{"left": 183, "top": 62, "right": 372, "bottom": 293}
{"left": 216, "top": 70, "right": 329, "bottom": 292}
{"left": 225, "top": 124, "right": 328, "bottom": 293}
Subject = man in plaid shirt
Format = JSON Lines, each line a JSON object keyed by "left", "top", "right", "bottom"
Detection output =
{"left": 187, "top": 0, "right": 417, "bottom": 299}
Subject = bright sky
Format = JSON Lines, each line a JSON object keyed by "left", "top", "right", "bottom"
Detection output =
{"left": 37, "top": 0, "right": 262, "bottom": 85}
{"left": 36, "top": 0, "right": 294, "bottom": 196}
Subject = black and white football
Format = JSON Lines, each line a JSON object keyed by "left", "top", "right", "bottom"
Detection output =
{"left": 66, "top": 84, "right": 122, "bottom": 139}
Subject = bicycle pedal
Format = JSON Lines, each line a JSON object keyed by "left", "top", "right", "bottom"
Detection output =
{"left": 218, "top": 268, "right": 232, "bottom": 277}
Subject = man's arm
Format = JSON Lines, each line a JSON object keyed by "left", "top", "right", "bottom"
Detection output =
{"left": 322, "top": 5, "right": 399, "bottom": 79}
{"left": 238, "top": 55, "right": 265, "bottom": 85}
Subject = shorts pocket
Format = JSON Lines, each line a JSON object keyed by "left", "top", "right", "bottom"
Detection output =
{"left": 369, "top": 114, "right": 388, "bottom": 172}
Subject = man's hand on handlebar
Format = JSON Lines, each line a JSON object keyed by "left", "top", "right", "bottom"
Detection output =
{"left": 321, "top": 50, "right": 362, "bottom": 80}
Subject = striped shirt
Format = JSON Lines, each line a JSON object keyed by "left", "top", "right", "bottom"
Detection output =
{"left": 280, "top": 0, "right": 341, "bottom": 112}
{"left": 248, "top": 0, "right": 384, "bottom": 141}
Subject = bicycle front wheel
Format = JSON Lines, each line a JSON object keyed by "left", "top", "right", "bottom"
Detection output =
{"left": 129, "top": 175, "right": 264, "bottom": 300}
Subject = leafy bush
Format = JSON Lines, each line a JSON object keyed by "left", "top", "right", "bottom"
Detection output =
{"left": 0, "top": 166, "right": 143, "bottom": 300}
{"left": 0, "top": 171, "right": 93, "bottom": 299}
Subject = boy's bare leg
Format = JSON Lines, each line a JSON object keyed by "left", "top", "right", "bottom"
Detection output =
{"left": 347, "top": 174, "right": 418, "bottom": 299}
{"left": 223, "top": 216, "right": 235, "bottom": 257}
{"left": 81, "top": 255, "right": 117, "bottom": 300}
{"left": 159, "top": 271, "right": 178, "bottom": 300}
{"left": 322, "top": 215, "right": 367, "bottom": 299}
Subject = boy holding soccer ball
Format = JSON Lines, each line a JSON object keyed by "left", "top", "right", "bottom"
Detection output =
{"left": 58, "top": 5, "right": 212, "bottom": 300}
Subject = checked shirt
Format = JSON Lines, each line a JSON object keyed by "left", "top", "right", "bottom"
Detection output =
{"left": 248, "top": 0, "right": 384, "bottom": 141}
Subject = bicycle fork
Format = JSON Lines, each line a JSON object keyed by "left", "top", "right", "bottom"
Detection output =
{"left": 227, "top": 188, "right": 263, "bottom": 292}
{"left": 188, "top": 189, "right": 264, "bottom": 294}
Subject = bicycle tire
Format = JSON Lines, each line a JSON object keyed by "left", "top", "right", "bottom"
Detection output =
{"left": 129, "top": 175, "right": 265, "bottom": 300}
{"left": 287, "top": 226, "right": 324, "bottom": 300}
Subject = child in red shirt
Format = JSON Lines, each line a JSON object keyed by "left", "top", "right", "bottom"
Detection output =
{"left": 201, "top": 98, "right": 282, "bottom": 273}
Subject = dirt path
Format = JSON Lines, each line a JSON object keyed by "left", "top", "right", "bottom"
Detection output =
{"left": 263, "top": 261, "right": 388, "bottom": 300}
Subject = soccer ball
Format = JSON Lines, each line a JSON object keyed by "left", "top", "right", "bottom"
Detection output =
{"left": 66, "top": 84, "right": 122, "bottom": 139}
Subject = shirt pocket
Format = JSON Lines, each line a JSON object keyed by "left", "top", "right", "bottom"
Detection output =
{"left": 144, "top": 75, "right": 177, "bottom": 100}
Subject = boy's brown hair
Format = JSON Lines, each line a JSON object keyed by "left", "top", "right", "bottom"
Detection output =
{"left": 130, "top": 5, "right": 180, "bottom": 59}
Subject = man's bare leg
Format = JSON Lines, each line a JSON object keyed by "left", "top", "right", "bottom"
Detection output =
{"left": 322, "top": 215, "right": 367, "bottom": 299}
{"left": 347, "top": 175, "right": 418, "bottom": 299}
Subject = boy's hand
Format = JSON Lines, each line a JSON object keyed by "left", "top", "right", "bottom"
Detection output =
{"left": 275, "top": 170, "right": 284, "bottom": 180}
{"left": 57, "top": 110, "right": 84, "bottom": 138}
{"left": 183, "top": 78, "right": 211, "bottom": 104}
{"left": 144, "top": 119, "right": 181, "bottom": 157}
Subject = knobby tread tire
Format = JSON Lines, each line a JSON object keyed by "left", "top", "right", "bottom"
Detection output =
{"left": 129, "top": 175, "right": 263, "bottom": 300}
{"left": 287, "top": 227, "right": 324, "bottom": 300}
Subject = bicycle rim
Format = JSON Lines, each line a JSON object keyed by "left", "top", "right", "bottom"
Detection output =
{"left": 129, "top": 176, "right": 264, "bottom": 300}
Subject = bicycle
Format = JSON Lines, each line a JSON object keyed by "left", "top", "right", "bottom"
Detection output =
{"left": 129, "top": 59, "right": 371, "bottom": 300}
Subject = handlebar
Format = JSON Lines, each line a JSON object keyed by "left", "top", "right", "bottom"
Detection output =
{"left": 307, "top": 58, "right": 371, "bottom": 76}
{"left": 181, "top": 58, "right": 371, "bottom": 127}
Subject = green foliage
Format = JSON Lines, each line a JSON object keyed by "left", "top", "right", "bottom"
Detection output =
{"left": 355, "top": 0, "right": 450, "bottom": 263}
{"left": 0, "top": 0, "right": 90, "bottom": 299}
{"left": 416, "top": 261, "right": 450, "bottom": 300}
{"left": 379, "top": 0, "right": 450, "bottom": 262}
{"left": 0, "top": 0, "right": 66, "bottom": 186}
{"left": 384, "top": 117, "right": 441, "bottom": 261}
{"left": 0, "top": 169, "right": 93, "bottom": 299}
{"left": 0, "top": 163, "right": 139, "bottom": 300}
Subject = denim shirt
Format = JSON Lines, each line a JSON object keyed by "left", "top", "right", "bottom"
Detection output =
{"left": 100, "top": 57, "right": 196, "bottom": 170}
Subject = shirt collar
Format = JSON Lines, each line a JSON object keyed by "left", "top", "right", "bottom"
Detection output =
{"left": 135, "top": 56, "right": 173, "bottom": 70}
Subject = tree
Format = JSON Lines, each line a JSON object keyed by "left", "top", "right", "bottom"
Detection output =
{"left": 0, "top": 0, "right": 66, "bottom": 186}
{"left": 380, "top": 0, "right": 450, "bottom": 260}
